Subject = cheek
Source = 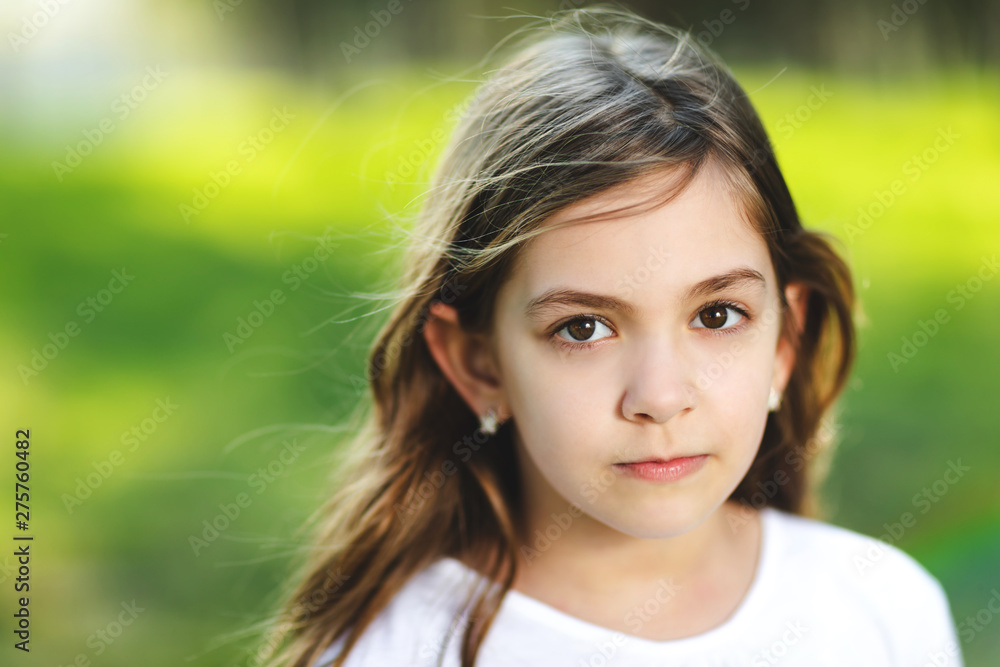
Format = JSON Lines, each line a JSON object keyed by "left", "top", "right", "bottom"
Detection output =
{"left": 498, "top": 328, "right": 613, "bottom": 416}
{"left": 716, "top": 375, "right": 772, "bottom": 461}
{"left": 690, "top": 335, "right": 776, "bottom": 447}
{"left": 692, "top": 324, "right": 778, "bottom": 392}
{"left": 497, "top": 333, "right": 612, "bottom": 468}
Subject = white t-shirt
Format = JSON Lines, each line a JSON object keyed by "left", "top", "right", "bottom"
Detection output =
{"left": 319, "top": 507, "right": 963, "bottom": 666}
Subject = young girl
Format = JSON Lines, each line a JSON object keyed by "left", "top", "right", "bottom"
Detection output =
{"left": 262, "top": 7, "right": 962, "bottom": 666}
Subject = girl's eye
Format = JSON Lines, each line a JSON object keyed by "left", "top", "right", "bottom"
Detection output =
{"left": 691, "top": 303, "right": 746, "bottom": 330}
{"left": 554, "top": 317, "right": 614, "bottom": 344}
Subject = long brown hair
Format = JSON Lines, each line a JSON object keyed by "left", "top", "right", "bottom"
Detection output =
{"left": 262, "top": 6, "right": 856, "bottom": 666}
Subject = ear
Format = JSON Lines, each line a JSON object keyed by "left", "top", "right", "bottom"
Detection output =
{"left": 772, "top": 282, "right": 808, "bottom": 394}
{"left": 423, "top": 301, "right": 508, "bottom": 421}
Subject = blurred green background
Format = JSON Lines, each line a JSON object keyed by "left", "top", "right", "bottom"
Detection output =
{"left": 1, "top": 0, "right": 998, "bottom": 665}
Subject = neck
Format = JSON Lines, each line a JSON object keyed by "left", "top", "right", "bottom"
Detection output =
{"left": 519, "top": 500, "right": 752, "bottom": 587}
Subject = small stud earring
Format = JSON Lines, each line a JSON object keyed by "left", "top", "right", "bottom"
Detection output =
{"left": 767, "top": 387, "right": 782, "bottom": 412}
{"left": 479, "top": 408, "right": 499, "bottom": 435}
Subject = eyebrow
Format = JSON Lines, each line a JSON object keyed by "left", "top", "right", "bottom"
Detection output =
{"left": 524, "top": 267, "right": 767, "bottom": 319}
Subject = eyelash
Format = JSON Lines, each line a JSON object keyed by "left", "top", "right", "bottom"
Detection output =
{"left": 549, "top": 299, "right": 752, "bottom": 352}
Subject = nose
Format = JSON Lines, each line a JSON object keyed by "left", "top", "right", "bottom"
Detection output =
{"left": 620, "top": 336, "right": 697, "bottom": 423}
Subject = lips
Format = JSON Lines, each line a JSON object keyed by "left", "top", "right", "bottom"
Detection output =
{"left": 613, "top": 454, "right": 708, "bottom": 482}
{"left": 628, "top": 456, "right": 696, "bottom": 464}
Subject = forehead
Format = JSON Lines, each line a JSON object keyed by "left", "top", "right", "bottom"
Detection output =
{"left": 500, "top": 163, "right": 774, "bottom": 305}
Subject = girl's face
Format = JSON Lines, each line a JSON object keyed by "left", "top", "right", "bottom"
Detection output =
{"left": 490, "top": 162, "right": 797, "bottom": 539}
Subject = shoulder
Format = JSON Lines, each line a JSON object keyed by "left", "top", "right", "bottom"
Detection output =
{"left": 765, "top": 507, "right": 945, "bottom": 597}
{"left": 317, "top": 558, "right": 476, "bottom": 667}
{"left": 762, "top": 507, "right": 962, "bottom": 663}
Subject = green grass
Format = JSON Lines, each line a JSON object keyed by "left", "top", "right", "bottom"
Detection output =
{"left": 1, "top": 65, "right": 997, "bottom": 665}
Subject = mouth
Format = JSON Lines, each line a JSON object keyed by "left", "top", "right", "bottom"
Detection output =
{"left": 613, "top": 455, "right": 708, "bottom": 482}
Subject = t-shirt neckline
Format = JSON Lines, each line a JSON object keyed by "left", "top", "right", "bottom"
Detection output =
{"left": 439, "top": 506, "right": 780, "bottom": 653}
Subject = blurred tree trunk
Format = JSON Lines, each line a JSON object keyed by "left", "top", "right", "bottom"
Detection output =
{"left": 244, "top": 0, "right": 1000, "bottom": 73}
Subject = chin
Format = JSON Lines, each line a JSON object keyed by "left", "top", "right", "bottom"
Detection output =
{"left": 593, "top": 495, "right": 722, "bottom": 540}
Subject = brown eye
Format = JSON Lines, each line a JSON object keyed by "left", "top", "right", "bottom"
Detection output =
{"left": 555, "top": 317, "right": 612, "bottom": 344}
{"left": 699, "top": 306, "right": 729, "bottom": 329}
{"left": 692, "top": 304, "right": 745, "bottom": 331}
{"left": 566, "top": 319, "right": 596, "bottom": 340}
